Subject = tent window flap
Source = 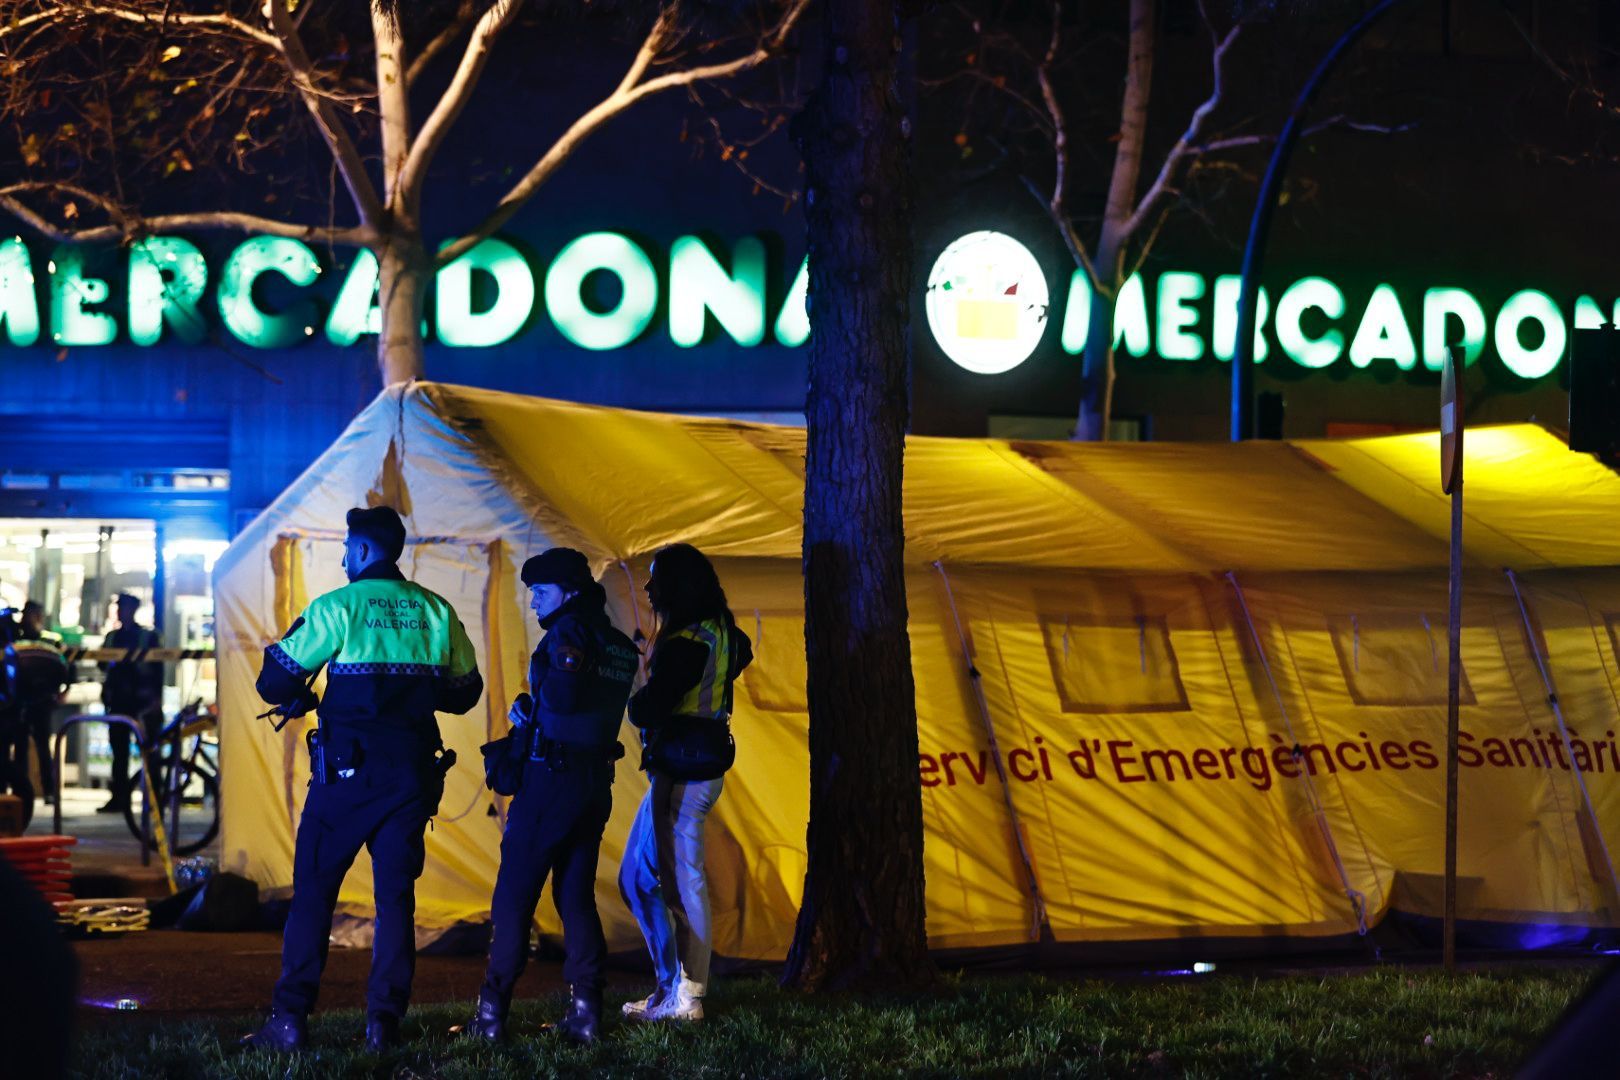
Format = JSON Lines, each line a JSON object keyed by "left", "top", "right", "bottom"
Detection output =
{"left": 1039, "top": 614, "right": 1190, "bottom": 714}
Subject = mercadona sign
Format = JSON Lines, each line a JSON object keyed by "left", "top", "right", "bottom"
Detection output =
{"left": 924, "top": 231, "right": 1598, "bottom": 381}
{"left": 0, "top": 228, "right": 1603, "bottom": 382}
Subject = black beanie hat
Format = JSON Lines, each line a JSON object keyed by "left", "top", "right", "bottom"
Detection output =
{"left": 521, "top": 548, "right": 592, "bottom": 591}
{"left": 346, "top": 506, "right": 406, "bottom": 563}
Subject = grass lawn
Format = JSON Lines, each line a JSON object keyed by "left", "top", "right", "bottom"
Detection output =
{"left": 70, "top": 965, "right": 1597, "bottom": 1078}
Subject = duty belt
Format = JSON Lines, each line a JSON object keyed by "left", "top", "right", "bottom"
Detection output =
{"left": 309, "top": 731, "right": 443, "bottom": 783}
{"left": 527, "top": 732, "right": 626, "bottom": 769}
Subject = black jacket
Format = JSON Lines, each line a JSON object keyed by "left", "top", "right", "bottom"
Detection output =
{"left": 526, "top": 582, "right": 638, "bottom": 747}
{"left": 628, "top": 618, "right": 754, "bottom": 730}
{"left": 101, "top": 623, "right": 164, "bottom": 715}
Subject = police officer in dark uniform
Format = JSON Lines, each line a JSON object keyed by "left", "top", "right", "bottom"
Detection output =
{"left": 467, "top": 548, "right": 638, "bottom": 1044}
{"left": 244, "top": 506, "right": 483, "bottom": 1054}
{"left": 10, "top": 602, "right": 70, "bottom": 804}
{"left": 99, "top": 593, "right": 164, "bottom": 814}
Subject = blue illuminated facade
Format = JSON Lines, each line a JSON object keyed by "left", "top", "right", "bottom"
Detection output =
{"left": 0, "top": 90, "right": 811, "bottom": 539}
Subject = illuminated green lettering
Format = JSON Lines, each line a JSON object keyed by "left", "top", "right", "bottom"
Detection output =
{"left": 128, "top": 236, "right": 208, "bottom": 346}
{"left": 217, "top": 237, "right": 321, "bottom": 348}
{"left": 325, "top": 249, "right": 380, "bottom": 346}
{"left": 1112, "top": 273, "right": 1150, "bottom": 358}
{"left": 1421, "top": 287, "right": 1486, "bottom": 370}
{"left": 1494, "top": 289, "right": 1565, "bottom": 379}
{"left": 774, "top": 255, "right": 809, "bottom": 347}
{"left": 1155, "top": 271, "right": 1205, "bottom": 361}
{"left": 1275, "top": 277, "right": 1345, "bottom": 369}
{"left": 1060, "top": 269, "right": 1090, "bottom": 354}
{"left": 0, "top": 237, "right": 40, "bottom": 346}
{"left": 436, "top": 237, "right": 535, "bottom": 347}
{"left": 669, "top": 235, "right": 766, "bottom": 347}
{"left": 1349, "top": 284, "right": 1417, "bottom": 369}
{"left": 1573, "top": 295, "right": 1620, "bottom": 331}
{"left": 1211, "top": 275, "right": 1269, "bottom": 362}
{"left": 50, "top": 246, "right": 116, "bottom": 347}
{"left": 545, "top": 232, "right": 658, "bottom": 351}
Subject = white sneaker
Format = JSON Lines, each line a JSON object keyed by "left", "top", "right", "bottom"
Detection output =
{"left": 621, "top": 988, "right": 666, "bottom": 1022}
{"left": 651, "top": 978, "right": 705, "bottom": 1022}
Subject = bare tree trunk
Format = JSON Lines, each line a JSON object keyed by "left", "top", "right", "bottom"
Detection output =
{"left": 1076, "top": 279, "right": 1117, "bottom": 440}
{"left": 1075, "top": 0, "right": 1153, "bottom": 441}
{"left": 368, "top": 4, "right": 425, "bottom": 388}
{"left": 781, "top": 0, "right": 933, "bottom": 992}
{"left": 376, "top": 232, "right": 428, "bottom": 385}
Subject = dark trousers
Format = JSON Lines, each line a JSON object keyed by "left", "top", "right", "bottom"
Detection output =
{"left": 481, "top": 757, "right": 614, "bottom": 1002}
{"left": 8, "top": 700, "right": 54, "bottom": 793}
{"left": 106, "top": 705, "right": 160, "bottom": 804}
{"left": 273, "top": 763, "right": 432, "bottom": 1019}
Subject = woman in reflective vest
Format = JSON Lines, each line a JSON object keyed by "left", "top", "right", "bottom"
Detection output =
{"left": 618, "top": 543, "right": 752, "bottom": 1024}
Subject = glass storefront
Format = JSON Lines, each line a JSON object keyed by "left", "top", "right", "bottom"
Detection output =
{"left": 0, "top": 518, "right": 224, "bottom": 793}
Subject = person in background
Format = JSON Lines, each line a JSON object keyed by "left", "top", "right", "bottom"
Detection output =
{"left": 10, "top": 601, "right": 70, "bottom": 804}
{"left": 618, "top": 543, "right": 752, "bottom": 1024}
{"left": 0, "top": 601, "right": 17, "bottom": 800}
{"left": 99, "top": 593, "right": 163, "bottom": 815}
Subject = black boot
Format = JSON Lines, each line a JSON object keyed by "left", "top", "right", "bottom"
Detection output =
{"left": 364, "top": 1012, "right": 401, "bottom": 1053}
{"left": 554, "top": 987, "right": 602, "bottom": 1045}
{"left": 240, "top": 1009, "right": 307, "bottom": 1053}
{"left": 464, "top": 991, "right": 507, "bottom": 1042}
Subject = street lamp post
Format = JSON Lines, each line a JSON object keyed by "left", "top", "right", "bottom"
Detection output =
{"left": 1231, "top": 0, "right": 1406, "bottom": 440}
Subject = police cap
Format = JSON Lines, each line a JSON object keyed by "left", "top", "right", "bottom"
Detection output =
{"left": 521, "top": 547, "right": 592, "bottom": 591}
{"left": 346, "top": 506, "right": 407, "bottom": 563}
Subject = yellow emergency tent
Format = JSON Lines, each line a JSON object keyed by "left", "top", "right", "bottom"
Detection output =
{"left": 214, "top": 382, "right": 1620, "bottom": 959}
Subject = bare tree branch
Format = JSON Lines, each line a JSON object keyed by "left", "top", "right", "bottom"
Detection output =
{"left": 616, "top": 6, "right": 678, "bottom": 96}
{"left": 263, "top": 0, "right": 384, "bottom": 226}
{"left": 1117, "top": 22, "right": 1240, "bottom": 242}
{"left": 923, "top": 68, "right": 1054, "bottom": 136}
{"left": 405, "top": 0, "right": 477, "bottom": 88}
{"left": 372, "top": 3, "right": 411, "bottom": 208}
{"left": 1031, "top": 0, "right": 1098, "bottom": 290}
{"left": 0, "top": 181, "right": 372, "bottom": 244}
{"left": 0, "top": 2, "right": 278, "bottom": 49}
{"left": 698, "top": 111, "right": 798, "bottom": 202}
{"left": 395, "top": 0, "right": 527, "bottom": 208}
{"left": 1124, "top": 188, "right": 1177, "bottom": 282}
{"left": 437, "top": 0, "right": 811, "bottom": 268}
{"left": 1193, "top": 114, "right": 1414, "bottom": 154}
{"left": 619, "top": 2, "right": 806, "bottom": 108}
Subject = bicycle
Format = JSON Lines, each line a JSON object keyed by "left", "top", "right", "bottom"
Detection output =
{"left": 124, "top": 699, "right": 220, "bottom": 855}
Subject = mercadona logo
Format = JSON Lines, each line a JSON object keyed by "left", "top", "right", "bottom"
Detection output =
{"left": 923, "top": 230, "right": 1052, "bottom": 375}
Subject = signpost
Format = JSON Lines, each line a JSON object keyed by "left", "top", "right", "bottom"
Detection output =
{"left": 1440, "top": 345, "right": 1464, "bottom": 973}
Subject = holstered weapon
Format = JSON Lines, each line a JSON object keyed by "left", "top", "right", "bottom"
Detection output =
{"left": 306, "top": 727, "right": 333, "bottom": 785}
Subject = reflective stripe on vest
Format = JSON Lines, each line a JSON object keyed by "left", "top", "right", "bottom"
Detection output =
{"left": 673, "top": 619, "right": 732, "bottom": 719}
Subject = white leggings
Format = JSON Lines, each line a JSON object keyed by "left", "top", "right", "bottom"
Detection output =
{"left": 617, "top": 773, "right": 724, "bottom": 993}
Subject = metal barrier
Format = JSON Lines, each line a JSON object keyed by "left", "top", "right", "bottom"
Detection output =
{"left": 50, "top": 715, "right": 155, "bottom": 867}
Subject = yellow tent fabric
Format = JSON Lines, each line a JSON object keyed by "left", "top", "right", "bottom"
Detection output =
{"left": 215, "top": 383, "right": 1620, "bottom": 958}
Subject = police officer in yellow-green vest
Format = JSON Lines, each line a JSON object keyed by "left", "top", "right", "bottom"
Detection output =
{"left": 244, "top": 506, "right": 483, "bottom": 1054}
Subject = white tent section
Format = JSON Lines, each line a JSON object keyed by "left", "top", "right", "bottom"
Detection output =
{"left": 213, "top": 384, "right": 600, "bottom": 937}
